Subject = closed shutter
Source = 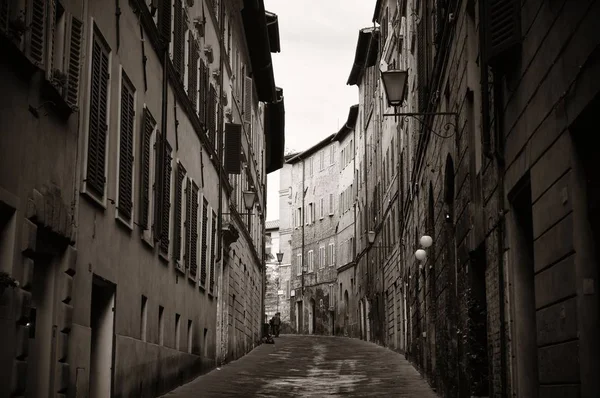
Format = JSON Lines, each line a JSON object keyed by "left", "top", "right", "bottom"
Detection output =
{"left": 0, "top": 0, "right": 9, "bottom": 33}
{"left": 200, "top": 198, "right": 208, "bottom": 285}
{"left": 160, "top": 140, "right": 172, "bottom": 254}
{"left": 208, "top": 84, "right": 216, "bottom": 143}
{"left": 28, "top": 0, "right": 46, "bottom": 66}
{"left": 243, "top": 76, "right": 252, "bottom": 124}
{"left": 224, "top": 123, "right": 242, "bottom": 174}
{"left": 66, "top": 16, "right": 83, "bottom": 108}
{"left": 417, "top": 1, "right": 428, "bottom": 113}
{"left": 46, "top": 0, "right": 55, "bottom": 77}
{"left": 139, "top": 108, "right": 156, "bottom": 230}
{"left": 173, "top": 0, "right": 184, "bottom": 78}
{"left": 118, "top": 73, "right": 135, "bottom": 220}
{"left": 198, "top": 60, "right": 207, "bottom": 126}
{"left": 174, "top": 163, "right": 186, "bottom": 262}
{"left": 188, "top": 38, "right": 199, "bottom": 108}
{"left": 158, "top": 0, "right": 171, "bottom": 44}
{"left": 86, "top": 33, "right": 110, "bottom": 198}
{"left": 484, "top": 0, "right": 521, "bottom": 64}
{"left": 184, "top": 177, "right": 191, "bottom": 267}
{"left": 210, "top": 210, "right": 217, "bottom": 291}
{"left": 190, "top": 183, "right": 199, "bottom": 277}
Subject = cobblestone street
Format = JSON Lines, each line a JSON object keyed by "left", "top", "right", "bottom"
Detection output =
{"left": 161, "top": 335, "right": 438, "bottom": 397}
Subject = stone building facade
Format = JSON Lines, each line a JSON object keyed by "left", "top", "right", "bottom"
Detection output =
{"left": 343, "top": 0, "right": 600, "bottom": 397}
{"left": 264, "top": 219, "right": 292, "bottom": 331}
{"left": 0, "top": 0, "right": 285, "bottom": 396}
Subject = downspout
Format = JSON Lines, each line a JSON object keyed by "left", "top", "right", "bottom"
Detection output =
{"left": 301, "top": 157, "right": 305, "bottom": 293}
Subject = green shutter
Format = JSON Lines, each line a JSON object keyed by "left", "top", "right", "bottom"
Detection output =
{"left": 158, "top": 0, "right": 172, "bottom": 44}
{"left": 160, "top": 140, "right": 172, "bottom": 254}
{"left": 188, "top": 39, "right": 199, "bottom": 108}
{"left": 66, "top": 16, "right": 83, "bottom": 108}
{"left": 86, "top": 33, "right": 110, "bottom": 198}
{"left": 139, "top": 108, "right": 155, "bottom": 230}
{"left": 174, "top": 163, "right": 186, "bottom": 261}
{"left": 118, "top": 73, "right": 135, "bottom": 220}
{"left": 190, "top": 182, "right": 199, "bottom": 277}
{"left": 210, "top": 209, "right": 216, "bottom": 291}
{"left": 200, "top": 198, "right": 208, "bottom": 285}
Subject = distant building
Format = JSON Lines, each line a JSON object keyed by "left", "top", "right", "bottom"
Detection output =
{"left": 264, "top": 220, "right": 292, "bottom": 331}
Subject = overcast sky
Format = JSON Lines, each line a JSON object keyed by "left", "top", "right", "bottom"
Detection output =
{"left": 264, "top": 0, "right": 376, "bottom": 222}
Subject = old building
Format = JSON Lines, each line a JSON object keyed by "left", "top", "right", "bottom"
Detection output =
{"left": 264, "top": 219, "right": 292, "bottom": 331}
{"left": 280, "top": 135, "right": 339, "bottom": 335}
{"left": 334, "top": 105, "right": 359, "bottom": 337}
{"left": 0, "top": 0, "right": 284, "bottom": 396}
{"left": 345, "top": 0, "right": 600, "bottom": 397}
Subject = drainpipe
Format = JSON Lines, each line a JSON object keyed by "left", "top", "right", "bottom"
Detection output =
{"left": 301, "top": 157, "right": 305, "bottom": 293}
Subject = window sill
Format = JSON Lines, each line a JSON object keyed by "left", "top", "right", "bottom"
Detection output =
{"left": 158, "top": 251, "right": 169, "bottom": 264}
{"left": 115, "top": 214, "right": 134, "bottom": 232}
{"left": 141, "top": 233, "right": 154, "bottom": 250}
{"left": 188, "top": 272, "right": 197, "bottom": 283}
{"left": 81, "top": 188, "right": 107, "bottom": 210}
{"left": 40, "top": 78, "right": 76, "bottom": 120}
{"left": 175, "top": 261, "right": 185, "bottom": 274}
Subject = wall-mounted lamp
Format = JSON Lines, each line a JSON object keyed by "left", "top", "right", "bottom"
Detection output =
{"left": 223, "top": 190, "right": 258, "bottom": 217}
{"left": 419, "top": 235, "right": 433, "bottom": 248}
{"left": 380, "top": 69, "right": 458, "bottom": 139}
{"left": 276, "top": 252, "right": 284, "bottom": 264}
{"left": 415, "top": 249, "right": 427, "bottom": 261}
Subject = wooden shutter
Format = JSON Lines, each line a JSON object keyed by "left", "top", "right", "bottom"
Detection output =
{"left": 159, "top": 140, "right": 172, "bottom": 254}
{"left": 86, "top": 33, "right": 110, "bottom": 198}
{"left": 208, "top": 84, "right": 216, "bottom": 143}
{"left": 224, "top": 123, "right": 242, "bottom": 174}
{"left": 190, "top": 183, "right": 199, "bottom": 277}
{"left": 66, "top": 16, "right": 83, "bottom": 108}
{"left": 184, "top": 177, "right": 191, "bottom": 267}
{"left": 417, "top": 5, "right": 428, "bottom": 113}
{"left": 118, "top": 74, "right": 135, "bottom": 220}
{"left": 243, "top": 76, "right": 252, "bottom": 124}
{"left": 484, "top": 0, "right": 521, "bottom": 63}
{"left": 188, "top": 38, "right": 199, "bottom": 108}
{"left": 45, "top": 0, "right": 55, "bottom": 78}
{"left": 198, "top": 60, "right": 207, "bottom": 126}
{"left": 139, "top": 108, "right": 155, "bottom": 230}
{"left": 173, "top": 0, "right": 184, "bottom": 78}
{"left": 27, "top": 0, "right": 46, "bottom": 66}
{"left": 200, "top": 198, "right": 208, "bottom": 285}
{"left": 174, "top": 163, "right": 186, "bottom": 262}
{"left": 210, "top": 210, "right": 216, "bottom": 291}
{"left": 158, "top": 0, "right": 171, "bottom": 44}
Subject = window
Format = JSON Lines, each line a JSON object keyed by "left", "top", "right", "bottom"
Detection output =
{"left": 329, "top": 193, "right": 334, "bottom": 215}
{"left": 328, "top": 243, "right": 335, "bottom": 266}
{"left": 172, "top": 0, "right": 186, "bottom": 80}
{"left": 307, "top": 203, "right": 313, "bottom": 224}
{"left": 140, "top": 295, "right": 148, "bottom": 342}
{"left": 319, "top": 197, "right": 324, "bottom": 219}
{"left": 307, "top": 250, "right": 314, "bottom": 273}
{"left": 187, "top": 31, "right": 199, "bottom": 109}
{"left": 319, "top": 247, "right": 326, "bottom": 269}
{"left": 308, "top": 157, "right": 313, "bottom": 176}
{"left": 330, "top": 145, "right": 335, "bottom": 165}
{"left": 116, "top": 70, "right": 136, "bottom": 224}
{"left": 158, "top": 305, "right": 165, "bottom": 345}
{"left": 187, "top": 320, "right": 193, "bottom": 354}
{"left": 46, "top": 2, "right": 83, "bottom": 109}
{"left": 310, "top": 203, "right": 315, "bottom": 223}
{"left": 85, "top": 27, "right": 111, "bottom": 199}
{"left": 200, "top": 198, "right": 209, "bottom": 286}
{"left": 296, "top": 253, "right": 302, "bottom": 276}
{"left": 187, "top": 180, "right": 199, "bottom": 277}
{"left": 158, "top": 140, "right": 173, "bottom": 256}
{"left": 175, "top": 313, "right": 181, "bottom": 350}
{"left": 139, "top": 107, "right": 157, "bottom": 237}
{"left": 173, "top": 163, "right": 186, "bottom": 268}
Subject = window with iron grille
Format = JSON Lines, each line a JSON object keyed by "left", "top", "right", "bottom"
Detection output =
{"left": 85, "top": 27, "right": 111, "bottom": 199}
{"left": 117, "top": 70, "right": 136, "bottom": 223}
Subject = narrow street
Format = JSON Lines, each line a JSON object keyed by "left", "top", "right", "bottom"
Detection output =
{"left": 161, "top": 335, "right": 438, "bottom": 397}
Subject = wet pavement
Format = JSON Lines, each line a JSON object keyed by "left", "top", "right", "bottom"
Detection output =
{"left": 160, "top": 335, "right": 438, "bottom": 397}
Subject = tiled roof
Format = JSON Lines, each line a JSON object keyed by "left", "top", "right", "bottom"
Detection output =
{"left": 265, "top": 220, "right": 280, "bottom": 230}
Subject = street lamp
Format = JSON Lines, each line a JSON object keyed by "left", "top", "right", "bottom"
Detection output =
{"left": 367, "top": 230, "right": 376, "bottom": 245}
{"left": 420, "top": 235, "right": 433, "bottom": 248}
{"left": 276, "top": 252, "right": 284, "bottom": 264}
{"left": 415, "top": 249, "right": 427, "bottom": 261}
{"left": 223, "top": 189, "right": 258, "bottom": 216}
{"left": 380, "top": 69, "right": 458, "bottom": 138}
{"left": 276, "top": 252, "right": 283, "bottom": 313}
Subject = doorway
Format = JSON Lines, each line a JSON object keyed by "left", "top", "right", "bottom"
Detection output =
{"left": 296, "top": 301, "right": 303, "bottom": 334}
{"left": 89, "top": 276, "right": 116, "bottom": 398}
{"left": 508, "top": 174, "right": 538, "bottom": 398}
{"left": 308, "top": 298, "right": 316, "bottom": 334}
